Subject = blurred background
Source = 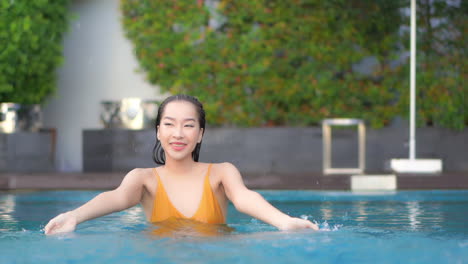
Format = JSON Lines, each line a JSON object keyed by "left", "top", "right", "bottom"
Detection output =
{"left": 0, "top": 0, "right": 466, "bottom": 189}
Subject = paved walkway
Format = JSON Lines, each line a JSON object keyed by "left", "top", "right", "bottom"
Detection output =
{"left": 1, "top": 171, "right": 467, "bottom": 190}
{"left": 0, "top": 172, "right": 124, "bottom": 190}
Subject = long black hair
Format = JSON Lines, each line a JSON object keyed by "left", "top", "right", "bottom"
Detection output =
{"left": 152, "top": 94, "right": 206, "bottom": 165}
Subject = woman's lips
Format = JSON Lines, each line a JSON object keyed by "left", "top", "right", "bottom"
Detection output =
{"left": 170, "top": 142, "right": 187, "bottom": 151}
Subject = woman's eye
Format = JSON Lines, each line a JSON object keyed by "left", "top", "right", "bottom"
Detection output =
{"left": 185, "top": 124, "right": 194, "bottom": 128}
{"left": 163, "top": 123, "right": 173, "bottom": 126}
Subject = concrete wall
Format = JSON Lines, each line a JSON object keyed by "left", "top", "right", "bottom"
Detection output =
{"left": 42, "top": 0, "right": 164, "bottom": 172}
{"left": 82, "top": 124, "right": 468, "bottom": 174}
{"left": 203, "top": 125, "right": 468, "bottom": 174}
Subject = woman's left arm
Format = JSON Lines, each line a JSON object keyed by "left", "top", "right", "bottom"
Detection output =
{"left": 219, "top": 163, "right": 318, "bottom": 231}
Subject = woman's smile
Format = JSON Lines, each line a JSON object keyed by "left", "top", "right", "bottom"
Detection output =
{"left": 170, "top": 142, "right": 187, "bottom": 151}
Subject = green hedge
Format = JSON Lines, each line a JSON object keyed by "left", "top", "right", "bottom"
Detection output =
{"left": 121, "top": 0, "right": 466, "bottom": 129}
{"left": 0, "top": 0, "right": 71, "bottom": 104}
{"left": 408, "top": 0, "right": 467, "bottom": 130}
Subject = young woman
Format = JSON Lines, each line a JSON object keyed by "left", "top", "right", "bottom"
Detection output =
{"left": 44, "top": 94, "right": 318, "bottom": 235}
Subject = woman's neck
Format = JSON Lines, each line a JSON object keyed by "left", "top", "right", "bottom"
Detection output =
{"left": 163, "top": 158, "right": 197, "bottom": 176}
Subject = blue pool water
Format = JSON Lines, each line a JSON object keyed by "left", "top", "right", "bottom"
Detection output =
{"left": 1, "top": 190, "right": 467, "bottom": 263}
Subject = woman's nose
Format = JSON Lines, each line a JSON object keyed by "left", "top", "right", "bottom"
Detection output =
{"left": 172, "top": 126, "right": 184, "bottom": 138}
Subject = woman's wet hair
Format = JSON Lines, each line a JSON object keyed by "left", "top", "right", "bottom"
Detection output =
{"left": 152, "top": 94, "right": 206, "bottom": 165}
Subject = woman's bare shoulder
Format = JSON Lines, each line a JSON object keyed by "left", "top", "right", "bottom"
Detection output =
{"left": 127, "top": 167, "right": 155, "bottom": 176}
{"left": 214, "top": 162, "right": 237, "bottom": 168}
{"left": 211, "top": 162, "right": 240, "bottom": 176}
{"left": 122, "top": 167, "right": 156, "bottom": 183}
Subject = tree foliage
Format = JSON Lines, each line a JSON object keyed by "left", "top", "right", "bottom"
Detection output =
{"left": 121, "top": 0, "right": 466, "bottom": 129}
{"left": 406, "top": 0, "right": 467, "bottom": 130}
{"left": 0, "top": 0, "right": 71, "bottom": 104}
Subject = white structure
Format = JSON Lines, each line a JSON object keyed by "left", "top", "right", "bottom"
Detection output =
{"left": 351, "top": 175, "right": 397, "bottom": 191}
{"left": 43, "top": 0, "right": 165, "bottom": 172}
{"left": 390, "top": 0, "right": 442, "bottom": 174}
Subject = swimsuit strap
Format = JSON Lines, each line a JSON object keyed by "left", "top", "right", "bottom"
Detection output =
{"left": 204, "top": 164, "right": 213, "bottom": 183}
{"left": 194, "top": 163, "right": 225, "bottom": 223}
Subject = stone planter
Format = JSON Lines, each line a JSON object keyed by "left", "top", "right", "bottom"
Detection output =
{"left": 100, "top": 98, "right": 159, "bottom": 130}
{"left": 0, "top": 103, "right": 54, "bottom": 172}
{"left": 0, "top": 103, "right": 42, "bottom": 133}
{"left": 0, "top": 129, "right": 55, "bottom": 172}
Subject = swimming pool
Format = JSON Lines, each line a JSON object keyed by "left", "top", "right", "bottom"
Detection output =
{"left": 1, "top": 190, "right": 467, "bottom": 263}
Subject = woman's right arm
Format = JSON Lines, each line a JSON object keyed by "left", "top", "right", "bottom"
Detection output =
{"left": 44, "top": 168, "right": 145, "bottom": 235}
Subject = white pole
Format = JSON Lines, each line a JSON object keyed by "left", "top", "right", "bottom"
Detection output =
{"left": 409, "top": 0, "right": 417, "bottom": 160}
{"left": 382, "top": 0, "right": 441, "bottom": 173}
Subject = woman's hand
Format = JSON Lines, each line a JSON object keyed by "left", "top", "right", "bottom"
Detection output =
{"left": 278, "top": 216, "right": 319, "bottom": 231}
{"left": 44, "top": 211, "right": 78, "bottom": 235}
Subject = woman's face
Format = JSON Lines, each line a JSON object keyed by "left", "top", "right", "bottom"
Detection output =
{"left": 157, "top": 101, "right": 203, "bottom": 162}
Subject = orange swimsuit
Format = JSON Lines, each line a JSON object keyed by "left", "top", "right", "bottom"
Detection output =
{"left": 150, "top": 164, "right": 225, "bottom": 224}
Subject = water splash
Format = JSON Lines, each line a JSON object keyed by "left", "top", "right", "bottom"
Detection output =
{"left": 300, "top": 215, "right": 342, "bottom": 231}
{"left": 318, "top": 221, "right": 342, "bottom": 231}
{"left": 250, "top": 218, "right": 259, "bottom": 224}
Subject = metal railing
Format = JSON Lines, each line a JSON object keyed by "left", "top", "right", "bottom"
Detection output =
{"left": 322, "top": 118, "right": 366, "bottom": 175}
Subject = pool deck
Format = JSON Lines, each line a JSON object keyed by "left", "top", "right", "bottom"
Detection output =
{"left": 1, "top": 171, "right": 467, "bottom": 190}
